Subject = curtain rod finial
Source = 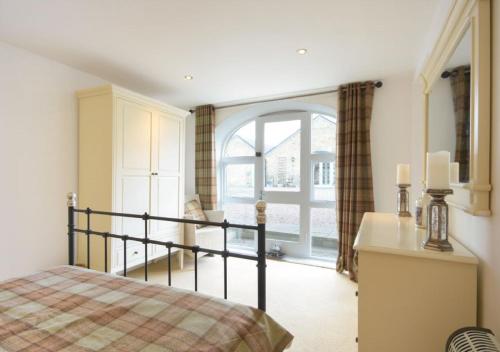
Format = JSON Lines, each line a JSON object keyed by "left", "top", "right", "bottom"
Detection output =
{"left": 441, "top": 71, "right": 451, "bottom": 79}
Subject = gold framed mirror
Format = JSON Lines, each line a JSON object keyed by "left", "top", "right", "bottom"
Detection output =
{"left": 421, "top": 0, "right": 491, "bottom": 216}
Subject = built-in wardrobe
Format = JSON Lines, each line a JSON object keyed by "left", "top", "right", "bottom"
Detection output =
{"left": 76, "top": 85, "right": 188, "bottom": 273}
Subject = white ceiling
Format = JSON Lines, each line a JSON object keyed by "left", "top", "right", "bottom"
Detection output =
{"left": 0, "top": 0, "right": 441, "bottom": 109}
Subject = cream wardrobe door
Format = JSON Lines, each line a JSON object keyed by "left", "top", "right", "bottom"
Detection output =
{"left": 115, "top": 98, "right": 153, "bottom": 241}
{"left": 150, "top": 112, "right": 182, "bottom": 248}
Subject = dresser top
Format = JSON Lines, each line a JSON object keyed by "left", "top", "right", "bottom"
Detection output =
{"left": 353, "top": 213, "right": 478, "bottom": 265}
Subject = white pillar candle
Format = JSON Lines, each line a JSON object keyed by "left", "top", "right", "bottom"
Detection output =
{"left": 450, "top": 162, "right": 460, "bottom": 184}
{"left": 396, "top": 164, "right": 410, "bottom": 185}
{"left": 426, "top": 151, "right": 450, "bottom": 189}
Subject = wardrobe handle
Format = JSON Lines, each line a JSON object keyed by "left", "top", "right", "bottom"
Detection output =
{"left": 151, "top": 172, "right": 158, "bottom": 176}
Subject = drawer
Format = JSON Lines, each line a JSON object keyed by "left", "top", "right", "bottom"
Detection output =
{"left": 114, "top": 236, "right": 147, "bottom": 250}
{"left": 114, "top": 243, "right": 152, "bottom": 268}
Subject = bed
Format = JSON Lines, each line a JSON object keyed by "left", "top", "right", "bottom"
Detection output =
{"left": 0, "top": 265, "right": 292, "bottom": 351}
{"left": 0, "top": 193, "right": 292, "bottom": 351}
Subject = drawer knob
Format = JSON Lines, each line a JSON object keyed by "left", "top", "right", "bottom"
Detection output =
{"left": 355, "top": 291, "right": 358, "bottom": 297}
{"left": 133, "top": 251, "right": 139, "bottom": 255}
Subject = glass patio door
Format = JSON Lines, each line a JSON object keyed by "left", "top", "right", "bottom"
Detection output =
{"left": 222, "top": 111, "right": 337, "bottom": 259}
{"left": 256, "top": 112, "right": 310, "bottom": 257}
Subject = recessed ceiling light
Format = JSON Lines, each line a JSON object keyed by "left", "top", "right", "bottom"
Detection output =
{"left": 184, "top": 75, "right": 193, "bottom": 80}
{"left": 296, "top": 48, "right": 308, "bottom": 55}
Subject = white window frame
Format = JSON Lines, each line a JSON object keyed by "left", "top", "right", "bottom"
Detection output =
{"left": 221, "top": 111, "right": 337, "bottom": 258}
{"left": 221, "top": 119, "right": 259, "bottom": 205}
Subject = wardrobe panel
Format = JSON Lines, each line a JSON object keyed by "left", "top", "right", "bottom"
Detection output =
{"left": 119, "top": 99, "right": 152, "bottom": 172}
{"left": 120, "top": 175, "right": 150, "bottom": 237}
{"left": 158, "top": 113, "right": 181, "bottom": 173}
{"left": 155, "top": 176, "right": 180, "bottom": 234}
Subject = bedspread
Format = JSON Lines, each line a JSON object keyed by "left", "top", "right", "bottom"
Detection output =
{"left": 0, "top": 266, "right": 292, "bottom": 351}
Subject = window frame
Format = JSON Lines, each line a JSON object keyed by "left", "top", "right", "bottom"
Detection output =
{"left": 221, "top": 120, "right": 259, "bottom": 203}
{"left": 221, "top": 111, "right": 337, "bottom": 258}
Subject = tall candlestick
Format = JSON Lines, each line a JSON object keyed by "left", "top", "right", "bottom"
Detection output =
{"left": 426, "top": 151, "right": 450, "bottom": 189}
{"left": 423, "top": 189, "right": 453, "bottom": 252}
{"left": 397, "top": 164, "right": 410, "bottom": 185}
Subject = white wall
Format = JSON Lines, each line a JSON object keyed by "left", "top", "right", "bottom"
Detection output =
{"left": 185, "top": 72, "right": 415, "bottom": 213}
{"left": 370, "top": 72, "right": 414, "bottom": 212}
{"left": 0, "top": 42, "right": 105, "bottom": 280}
{"left": 448, "top": 1, "right": 500, "bottom": 335}
{"left": 410, "top": 1, "right": 500, "bottom": 335}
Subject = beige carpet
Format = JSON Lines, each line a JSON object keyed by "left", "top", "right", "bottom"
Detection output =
{"left": 130, "top": 255, "right": 358, "bottom": 352}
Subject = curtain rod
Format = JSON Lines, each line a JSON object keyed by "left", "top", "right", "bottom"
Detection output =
{"left": 441, "top": 68, "right": 470, "bottom": 79}
{"left": 189, "top": 80, "right": 383, "bottom": 113}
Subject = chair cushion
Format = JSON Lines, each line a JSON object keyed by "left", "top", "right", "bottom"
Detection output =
{"left": 195, "top": 226, "right": 224, "bottom": 250}
{"left": 196, "top": 226, "right": 222, "bottom": 236}
{"left": 185, "top": 199, "right": 208, "bottom": 228}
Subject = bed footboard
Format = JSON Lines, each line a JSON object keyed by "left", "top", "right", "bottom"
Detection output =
{"left": 66, "top": 192, "right": 268, "bottom": 311}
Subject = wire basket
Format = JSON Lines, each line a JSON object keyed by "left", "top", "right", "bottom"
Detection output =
{"left": 447, "top": 327, "right": 500, "bottom": 352}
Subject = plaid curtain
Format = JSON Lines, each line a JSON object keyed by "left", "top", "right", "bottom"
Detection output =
{"left": 336, "top": 82, "right": 375, "bottom": 281}
{"left": 195, "top": 105, "right": 217, "bottom": 210}
{"left": 449, "top": 66, "right": 471, "bottom": 183}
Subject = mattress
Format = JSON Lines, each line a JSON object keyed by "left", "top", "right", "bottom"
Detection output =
{"left": 0, "top": 266, "right": 292, "bottom": 351}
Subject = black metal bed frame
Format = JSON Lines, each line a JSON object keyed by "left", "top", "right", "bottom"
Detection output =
{"left": 66, "top": 193, "right": 267, "bottom": 311}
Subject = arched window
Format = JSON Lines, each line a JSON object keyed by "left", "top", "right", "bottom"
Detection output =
{"left": 224, "top": 121, "right": 255, "bottom": 158}
{"left": 221, "top": 111, "right": 337, "bottom": 259}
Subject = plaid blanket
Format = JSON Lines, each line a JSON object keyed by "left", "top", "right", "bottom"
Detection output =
{"left": 0, "top": 266, "right": 292, "bottom": 351}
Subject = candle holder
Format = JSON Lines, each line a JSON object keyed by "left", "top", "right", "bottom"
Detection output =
{"left": 423, "top": 189, "right": 454, "bottom": 252}
{"left": 397, "top": 184, "right": 411, "bottom": 217}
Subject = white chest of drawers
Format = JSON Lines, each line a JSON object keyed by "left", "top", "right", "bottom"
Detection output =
{"left": 354, "top": 213, "right": 478, "bottom": 352}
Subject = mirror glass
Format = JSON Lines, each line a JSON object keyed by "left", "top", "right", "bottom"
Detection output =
{"left": 428, "top": 26, "right": 472, "bottom": 184}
